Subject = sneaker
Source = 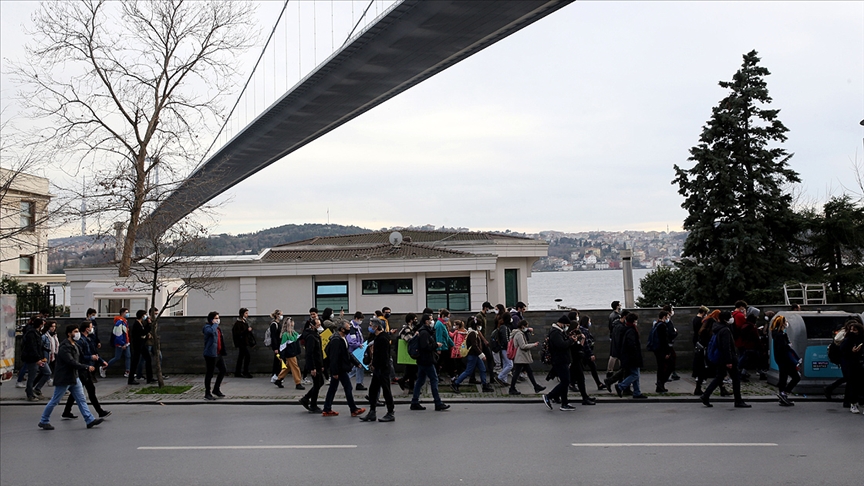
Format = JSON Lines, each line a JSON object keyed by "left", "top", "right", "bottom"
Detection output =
{"left": 99, "top": 367, "right": 106, "bottom": 378}
{"left": 777, "top": 393, "right": 793, "bottom": 406}
{"left": 308, "top": 407, "right": 323, "bottom": 414}
{"left": 299, "top": 396, "right": 311, "bottom": 411}
{"left": 15, "top": 381, "right": 25, "bottom": 388}
{"left": 614, "top": 384, "right": 624, "bottom": 398}
{"left": 450, "top": 383, "right": 461, "bottom": 394}
{"left": 581, "top": 399, "right": 596, "bottom": 406}
{"left": 700, "top": 394, "right": 713, "bottom": 408}
{"left": 27, "top": 396, "right": 40, "bottom": 402}
{"left": 270, "top": 374, "right": 278, "bottom": 383}
{"left": 560, "top": 404, "right": 577, "bottom": 411}
{"left": 410, "top": 403, "right": 426, "bottom": 411}
{"left": 274, "top": 380, "right": 284, "bottom": 388}
{"left": 481, "top": 384, "right": 495, "bottom": 393}
{"left": 670, "top": 373, "right": 680, "bottom": 381}
{"left": 98, "top": 410, "right": 112, "bottom": 418}
{"left": 351, "top": 408, "right": 367, "bottom": 417}
{"left": 508, "top": 389, "right": 522, "bottom": 395}
{"left": 123, "top": 371, "right": 129, "bottom": 378}
{"left": 434, "top": 403, "right": 450, "bottom": 411}
{"left": 534, "top": 385, "right": 546, "bottom": 393}
{"left": 47, "top": 379, "right": 53, "bottom": 387}
{"left": 33, "top": 389, "right": 43, "bottom": 398}
{"left": 378, "top": 413, "right": 395, "bottom": 422}
{"left": 322, "top": 410, "right": 339, "bottom": 417}
{"left": 86, "top": 418, "right": 104, "bottom": 429}
{"left": 542, "top": 394, "right": 553, "bottom": 411}
{"left": 494, "top": 376, "right": 508, "bottom": 387}
{"left": 355, "top": 384, "right": 367, "bottom": 391}
{"left": 61, "top": 412, "right": 78, "bottom": 420}
{"left": 295, "top": 384, "right": 305, "bottom": 390}
{"left": 38, "top": 422, "right": 54, "bottom": 430}
{"left": 302, "top": 377, "right": 312, "bottom": 385}
{"left": 851, "top": 404, "right": 861, "bottom": 414}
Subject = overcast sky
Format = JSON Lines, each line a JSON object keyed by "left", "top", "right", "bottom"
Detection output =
{"left": 2, "top": 1, "right": 862, "bottom": 237}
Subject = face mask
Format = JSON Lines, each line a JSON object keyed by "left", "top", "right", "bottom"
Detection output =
{"left": 588, "top": 321, "right": 592, "bottom": 327}
{"left": 727, "top": 318, "right": 734, "bottom": 324}
{"left": 492, "top": 309, "right": 499, "bottom": 314}
{"left": 72, "top": 332, "right": 81, "bottom": 341}
{"left": 368, "top": 326, "right": 375, "bottom": 333}
{"left": 477, "top": 326, "right": 482, "bottom": 332}
{"left": 316, "top": 326, "right": 324, "bottom": 333}
{"left": 213, "top": 319, "right": 220, "bottom": 325}
{"left": 89, "top": 316, "right": 96, "bottom": 321}
{"left": 384, "top": 313, "right": 391, "bottom": 319}
{"left": 765, "top": 316, "right": 769, "bottom": 321}
{"left": 125, "top": 312, "right": 130, "bottom": 318}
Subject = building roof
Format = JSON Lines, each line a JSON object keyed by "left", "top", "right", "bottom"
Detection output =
{"left": 261, "top": 242, "right": 477, "bottom": 263}
{"left": 277, "top": 230, "right": 536, "bottom": 248}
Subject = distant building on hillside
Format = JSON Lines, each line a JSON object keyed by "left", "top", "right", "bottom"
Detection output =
{"left": 0, "top": 168, "right": 54, "bottom": 282}
{"left": 65, "top": 230, "right": 548, "bottom": 317}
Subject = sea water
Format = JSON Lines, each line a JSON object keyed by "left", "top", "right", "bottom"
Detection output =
{"left": 527, "top": 269, "right": 652, "bottom": 310}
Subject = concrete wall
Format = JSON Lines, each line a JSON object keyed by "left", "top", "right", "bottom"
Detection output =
{"left": 48, "top": 303, "right": 864, "bottom": 375}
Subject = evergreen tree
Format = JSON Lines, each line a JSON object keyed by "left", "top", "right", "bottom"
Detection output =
{"left": 673, "top": 50, "right": 800, "bottom": 304}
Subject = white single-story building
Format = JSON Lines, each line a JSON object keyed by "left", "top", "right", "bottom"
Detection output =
{"left": 65, "top": 230, "right": 548, "bottom": 317}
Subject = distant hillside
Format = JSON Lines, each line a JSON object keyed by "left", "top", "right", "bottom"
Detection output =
{"left": 199, "top": 223, "right": 373, "bottom": 255}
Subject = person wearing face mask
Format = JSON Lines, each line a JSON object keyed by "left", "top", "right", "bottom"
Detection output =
{"left": 321, "top": 322, "right": 366, "bottom": 417}
{"left": 410, "top": 314, "right": 450, "bottom": 412}
{"left": 769, "top": 315, "right": 800, "bottom": 406}
{"left": 434, "top": 309, "right": 456, "bottom": 382}
{"left": 840, "top": 320, "right": 864, "bottom": 414}
{"left": 395, "top": 313, "right": 420, "bottom": 392}
{"left": 274, "top": 317, "right": 304, "bottom": 390}
{"left": 299, "top": 319, "right": 326, "bottom": 413}
{"left": 202, "top": 311, "right": 227, "bottom": 400}
{"left": 652, "top": 310, "right": 673, "bottom": 394}
{"left": 347, "top": 311, "right": 367, "bottom": 391}
{"left": 37, "top": 324, "right": 104, "bottom": 430}
{"left": 86, "top": 308, "right": 101, "bottom": 351}
{"left": 41, "top": 321, "right": 59, "bottom": 387}
{"left": 475, "top": 302, "right": 494, "bottom": 340}
{"left": 661, "top": 304, "right": 680, "bottom": 381}
{"left": 62, "top": 320, "right": 110, "bottom": 419}
{"left": 543, "top": 315, "right": 577, "bottom": 410}
{"left": 268, "top": 310, "right": 283, "bottom": 383}
{"left": 104, "top": 307, "right": 131, "bottom": 378}
{"left": 700, "top": 311, "right": 750, "bottom": 408}
{"left": 232, "top": 308, "right": 254, "bottom": 378}
{"left": 578, "top": 315, "right": 606, "bottom": 391}
{"left": 128, "top": 310, "right": 154, "bottom": 385}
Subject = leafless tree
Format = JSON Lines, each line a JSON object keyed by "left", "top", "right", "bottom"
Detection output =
{"left": 128, "top": 214, "right": 223, "bottom": 387}
{"left": 9, "top": 0, "right": 256, "bottom": 276}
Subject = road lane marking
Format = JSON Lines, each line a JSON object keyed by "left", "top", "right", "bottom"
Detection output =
{"left": 138, "top": 445, "right": 358, "bottom": 450}
{"left": 571, "top": 443, "right": 777, "bottom": 447}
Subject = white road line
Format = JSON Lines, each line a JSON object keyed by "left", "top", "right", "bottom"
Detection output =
{"left": 571, "top": 443, "right": 778, "bottom": 447}
{"left": 138, "top": 445, "right": 358, "bottom": 450}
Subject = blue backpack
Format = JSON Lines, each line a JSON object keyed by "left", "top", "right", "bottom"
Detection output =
{"left": 706, "top": 334, "right": 721, "bottom": 364}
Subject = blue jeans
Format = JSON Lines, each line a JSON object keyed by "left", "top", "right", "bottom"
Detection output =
{"left": 26, "top": 361, "right": 51, "bottom": 398}
{"left": 323, "top": 372, "right": 359, "bottom": 413}
{"left": 455, "top": 354, "right": 487, "bottom": 385}
{"left": 411, "top": 364, "right": 443, "bottom": 406}
{"left": 349, "top": 365, "right": 364, "bottom": 385}
{"left": 618, "top": 367, "right": 642, "bottom": 396}
{"left": 40, "top": 378, "right": 96, "bottom": 425}
{"left": 497, "top": 352, "right": 513, "bottom": 382}
{"left": 106, "top": 346, "right": 130, "bottom": 371}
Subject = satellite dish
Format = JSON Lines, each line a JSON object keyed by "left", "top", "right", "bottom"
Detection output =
{"left": 389, "top": 231, "right": 403, "bottom": 247}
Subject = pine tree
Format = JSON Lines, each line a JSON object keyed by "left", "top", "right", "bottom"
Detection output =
{"left": 673, "top": 50, "right": 800, "bottom": 304}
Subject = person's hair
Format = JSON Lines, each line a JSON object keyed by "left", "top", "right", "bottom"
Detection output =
{"left": 321, "top": 308, "right": 332, "bottom": 321}
{"left": 658, "top": 310, "right": 669, "bottom": 320}
{"left": 620, "top": 310, "right": 630, "bottom": 319}
{"left": 310, "top": 307, "right": 319, "bottom": 314}
{"left": 611, "top": 301, "right": 620, "bottom": 310}
{"left": 497, "top": 311, "right": 512, "bottom": 327}
{"left": 136, "top": 309, "right": 147, "bottom": 320}
{"left": 698, "top": 305, "right": 710, "bottom": 315}
{"left": 354, "top": 311, "right": 364, "bottom": 320}
{"left": 41, "top": 320, "right": 56, "bottom": 333}
{"left": 495, "top": 304, "right": 506, "bottom": 315}
{"left": 662, "top": 304, "right": 673, "bottom": 312}
{"left": 420, "top": 314, "right": 432, "bottom": 326}
{"left": 30, "top": 317, "right": 45, "bottom": 329}
{"left": 207, "top": 311, "right": 220, "bottom": 323}
{"left": 422, "top": 307, "right": 434, "bottom": 315}
{"left": 65, "top": 323, "right": 79, "bottom": 336}
{"left": 281, "top": 316, "right": 293, "bottom": 334}
{"left": 271, "top": 310, "right": 281, "bottom": 319}
{"left": 119, "top": 307, "right": 129, "bottom": 315}
{"left": 239, "top": 307, "right": 249, "bottom": 317}
{"left": 375, "top": 310, "right": 384, "bottom": 317}
{"left": 719, "top": 310, "right": 732, "bottom": 323}
{"left": 39, "top": 308, "right": 51, "bottom": 316}
{"left": 339, "top": 321, "right": 351, "bottom": 333}
{"left": 703, "top": 309, "right": 720, "bottom": 324}
{"left": 439, "top": 309, "right": 450, "bottom": 318}
{"left": 80, "top": 320, "right": 92, "bottom": 332}
{"left": 482, "top": 302, "right": 493, "bottom": 310}
{"left": 405, "top": 313, "right": 417, "bottom": 324}
{"left": 516, "top": 301, "right": 526, "bottom": 310}
{"left": 86, "top": 308, "right": 97, "bottom": 316}
{"left": 518, "top": 318, "right": 530, "bottom": 329}
{"left": 382, "top": 307, "right": 391, "bottom": 313}
{"left": 734, "top": 300, "right": 747, "bottom": 309}
{"left": 769, "top": 315, "right": 787, "bottom": 331}
{"left": 625, "top": 313, "right": 638, "bottom": 324}
{"left": 579, "top": 315, "right": 591, "bottom": 328}
{"left": 790, "top": 304, "right": 801, "bottom": 311}
{"left": 453, "top": 319, "right": 465, "bottom": 330}
{"left": 846, "top": 321, "right": 864, "bottom": 334}
{"left": 567, "top": 311, "right": 579, "bottom": 323}
{"left": 371, "top": 318, "right": 386, "bottom": 330}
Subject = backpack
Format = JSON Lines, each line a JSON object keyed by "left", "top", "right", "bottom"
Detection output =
{"left": 488, "top": 327, "right": 503, "bottom": 353}
{"left": 646, "top": 321, "right": 660, "bottom": 351}
{"left": 540, "top": 335, "right": 552, "bottom": 365}
{"left": 506, "top": 335, "right": 518, "bottom": 361}
{"left": 407, "top": 333, "right": 422, "bottom": 360}
{"left": 706, "top": 334, "right": 721, "bottom": 364}
{"left": 264, "top": 323, "right": 275, "bottom": 347}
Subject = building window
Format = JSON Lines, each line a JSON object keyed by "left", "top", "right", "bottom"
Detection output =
{"left": 362, "top": 279, "right": 413, "bottom": 295}
{"left": 20, "top": 201, "right": 35, "bottom": 231}
{"left": 426, "top": 277, "right": 470, "bottom": 311}
{"left": 19, "top": 255, "right": 34, "bottom": 275}
{"left": 167, "top": 294, "right": 186, "bottom": 316}
{"left": 315, "top": 282, "right": 348, "bottom": 311}
{"left": 504, "top": 269, "right": 518, "bottom": 308}
{"left": 97, "top": 298, "right": 149, "bottom": 316}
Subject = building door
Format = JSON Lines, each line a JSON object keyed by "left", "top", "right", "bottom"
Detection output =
{"left": 504, "top": 269, "right": 518, "bottom": 308}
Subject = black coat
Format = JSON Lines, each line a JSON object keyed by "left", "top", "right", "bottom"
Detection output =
{"left": 21, "top": 327, "right": 43, "bottom": 363}
{"left": 416, "top": 325, "right": 438, "bottom": 367}
{"left": 130, "top": 319, "right": 150, "bottom": 349}
{"left": 711, "top": 321, "right": 737, "bottom": 366}
{"left": 327, "top": 336, "right": 353, "bottom": 375}
{"left": 371, "top": 332, "right": 392, "bottom": 371}
{"left": 301, "top": 328, "right": 323, "bottom": 373}
{"left": 620, "top": 325, "right": 643, "bottom": 370}
{"left": 232, "top": 319, "right": 250, "bottom": 348}
{"left": 610, "top": 321, "right": 625, "bottom": 359}
{"left": 548, "top": 326, "right": 574, "bottom": 366}
{"left": 654, "top": 320, "right": 671, "bottom": 353}
{"left": 54, "top": 339, "right": 90, "bottom": 387}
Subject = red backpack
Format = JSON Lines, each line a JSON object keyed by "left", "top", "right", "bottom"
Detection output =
{"left": 506, "top": 334, "right": 518, "bottom": 360}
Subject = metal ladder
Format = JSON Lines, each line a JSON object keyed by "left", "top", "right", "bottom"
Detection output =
{"left": 783, "top": 283, "right": 827, "bottom": 306}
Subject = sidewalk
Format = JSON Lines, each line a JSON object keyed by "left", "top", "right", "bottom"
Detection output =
{"left": 0, "top": 371, "right": 822, "bottom": 405}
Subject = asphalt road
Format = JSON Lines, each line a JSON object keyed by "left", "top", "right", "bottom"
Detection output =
{"left": 1, "top": 401, "right": 860, "bottom": 486}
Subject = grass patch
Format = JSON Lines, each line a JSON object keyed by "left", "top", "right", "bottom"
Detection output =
{"left": 134, "top": 385, "right": 193, "bottom": 395}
